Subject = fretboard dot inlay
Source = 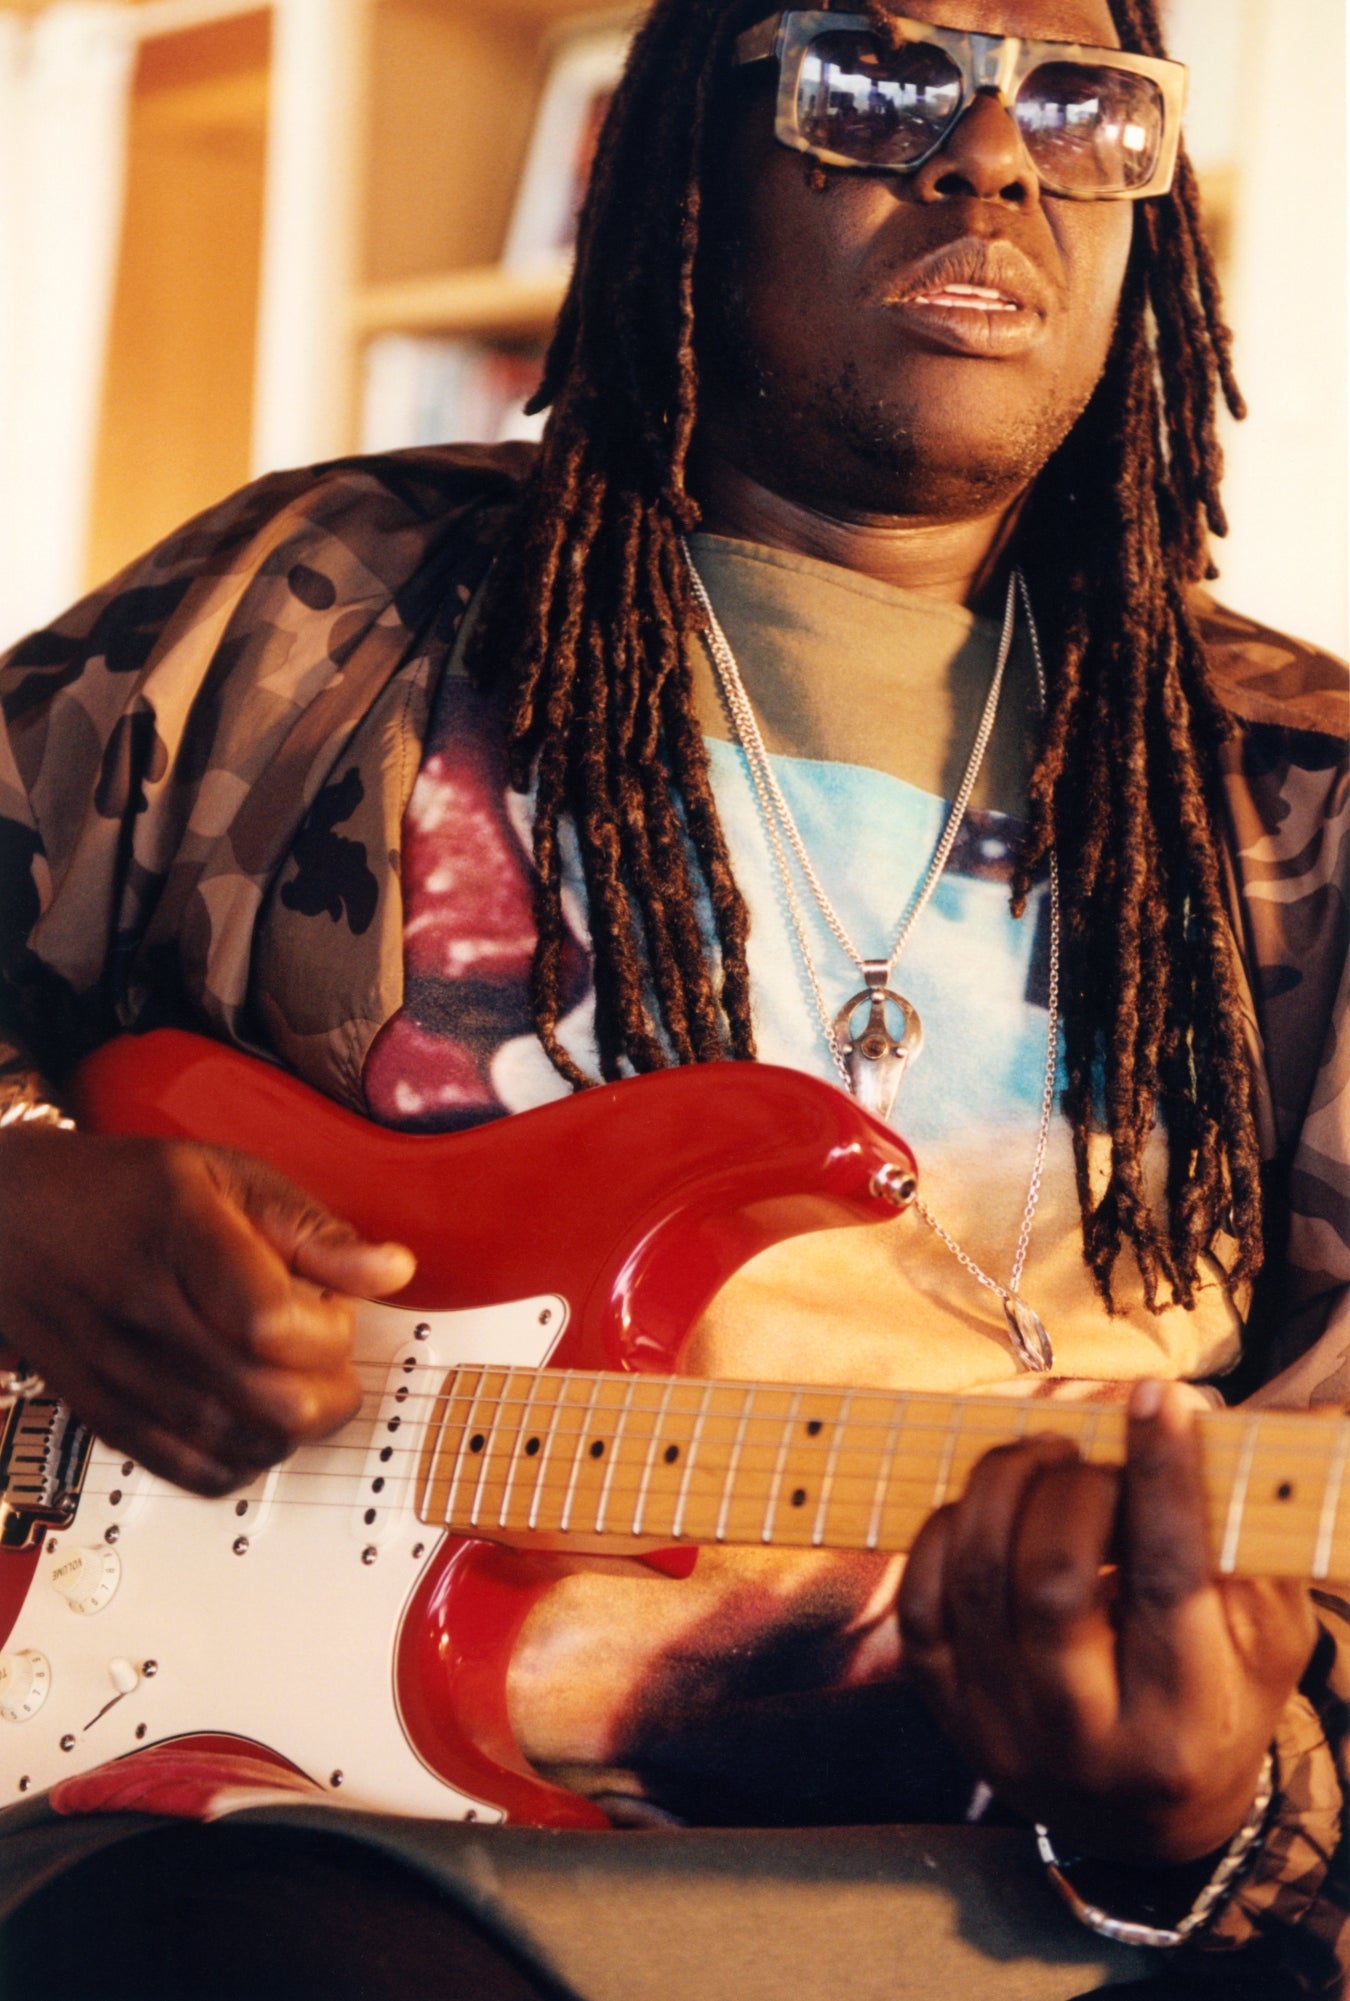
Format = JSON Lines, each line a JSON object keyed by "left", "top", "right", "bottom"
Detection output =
{"left": 664, "top": 1444, "right": 680, "bottom": 1464}
{"left": 525, "top": 1438, "right": 541, "bottom": 1456}
{"left": 1277, "top": 1481, "right": 1294, "bottom": 1501}
{"left": 589, "top": 1440, "right": 605, "bottom": 1459}
{"left": 806, "top": 1420, "right": 823, "bottom": 1437}
{"left": 469, "top": 1434, "right": 485, "bottom": 1454}
{"left": 791, "top": 1488, "right": 808, "bottom": 1508}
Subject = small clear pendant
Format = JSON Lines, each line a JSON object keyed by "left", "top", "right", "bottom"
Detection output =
{"left": 832, "top": 965, "right": 924, "bottom": 1123}
{"left": 1004, "top": 1296, "right": 1054, "bottom": 1374}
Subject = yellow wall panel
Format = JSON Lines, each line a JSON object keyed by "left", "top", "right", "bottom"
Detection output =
{"left": 86, "top": 14, "right": 270, "bottom": 588}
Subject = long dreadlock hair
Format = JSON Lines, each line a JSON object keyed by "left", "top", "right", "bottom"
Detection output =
{"left": 467, "top": 0, "right": 1260, "bottom": 1312}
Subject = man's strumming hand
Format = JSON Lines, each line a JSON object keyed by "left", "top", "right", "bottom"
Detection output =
{"left": 0, "top": 1128, "right": 416, "bottom": 1496}
{"left": 897, "top": 1380, "right": 1318, "bottom": 1866}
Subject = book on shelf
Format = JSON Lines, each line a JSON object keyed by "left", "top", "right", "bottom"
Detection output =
{"left": 360, "top": 337, "right": 547, "bottom": 454}
{"left": 502, "top": 15, "right": 635, "bottom": 272}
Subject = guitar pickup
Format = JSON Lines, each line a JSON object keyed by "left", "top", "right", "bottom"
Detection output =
{"left": 0, "top": 1398, "right": 93, "bottom": 1549}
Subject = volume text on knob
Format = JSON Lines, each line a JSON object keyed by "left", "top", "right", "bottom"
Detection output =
{"left": 0, "top": 1649, "right": 52, "bottom": 1722}
{"left": 48, "top": 1545, "right": 122, "bottom": 1615}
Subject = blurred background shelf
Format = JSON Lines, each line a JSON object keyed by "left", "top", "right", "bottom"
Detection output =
{"left": 351, "top": 263, "right": 570, "bottom": 341}
{"left": 71, "top": 0, "right": 620, "bottom": 589}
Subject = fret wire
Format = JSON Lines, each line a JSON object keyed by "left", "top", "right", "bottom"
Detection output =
{"left": 558, "top": 1374, "right": 607, "bottom": 1535}
{"left": 931, "top": 1403, "right": 965, "bottom": 1510}
{"left": 1218, "top": 1415, "right": 1261, "bottom": 1575}
{"left": 632, "top": 1377, "right": 679, "bottom": 1537}
{"left": 594, "top": 1374, "right": 641, "bottom": 1536}
{"left": 1313, "top": 1419, "right": 1350, "bottom": 1581}
{"left": 440, "top": 1366, "right": 487, "bottom": 1526}
{"left": 865, "top": 1395, "right": 909, "bottom": 1550}
{"left": 761, "top": 1388, "right": 805, "bottom": 1544}
{"left": 1080, "top": 1406, "right": 1104, "bottom": 1461}
{"left": 812, "top": 1390, "right": 854, "bottom": 1548}
{"left": 714, "top": 1384, "right": 759, "bottom": 1544}
{"left": 417, "top": 1371, "right": 457, "bottom": 1525}
{"left": 497, "top": 1370, "right": 549, "bottom": 1530}
{"left": 527, "top": 1370, "right": 575, "bottom": 1532}
{"left": 672, "top": 1382, "right": 718, "bottom": 1541}
{"left": 468, "top": 1369, "right": 513, "bottom": 1530}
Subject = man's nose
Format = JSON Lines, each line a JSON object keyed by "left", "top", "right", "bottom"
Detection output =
{"left": 910, "top": 90, "right": 1040, "bottom": 206}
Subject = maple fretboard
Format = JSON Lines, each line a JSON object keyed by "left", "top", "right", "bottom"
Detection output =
{"left": 416, "top": 1368, "right": 1350, "bottom": 1582}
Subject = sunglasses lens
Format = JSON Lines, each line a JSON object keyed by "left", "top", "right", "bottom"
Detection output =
{"left": 1015, "top": 64, "right": 1165, "bottom": 194}
{"left": 798, "top": 30, "right": 963, "bottom": 168}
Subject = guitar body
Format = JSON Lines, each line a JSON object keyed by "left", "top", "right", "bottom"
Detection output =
{"left": 0, "top": 1031, "right": 916, "bottom": 1827}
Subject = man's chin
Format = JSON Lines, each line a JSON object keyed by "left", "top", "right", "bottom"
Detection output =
{"left": 758, "top": 442, "right": 1044, "bottom": 530}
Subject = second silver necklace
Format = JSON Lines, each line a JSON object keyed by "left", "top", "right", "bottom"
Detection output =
{"left": 684, "top": 544, "right": 1060, "bottom": 1374}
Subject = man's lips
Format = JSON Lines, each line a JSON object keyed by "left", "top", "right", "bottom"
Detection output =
{"left": 881, "top": 238, "right": 1056, "bottom": 356}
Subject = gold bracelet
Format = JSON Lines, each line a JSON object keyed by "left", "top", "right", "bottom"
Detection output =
{"left": 1035, "top": 1749, "right": 1276, "bottom": 1949}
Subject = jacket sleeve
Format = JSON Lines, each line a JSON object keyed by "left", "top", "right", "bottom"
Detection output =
{"left": 0, "top": 445, "right": 528, "bottom": 1098}
{"left": 0, "top": 460, "right": 336, "bottom": 1093}
{"left": 1185, "top": 1600, "right": 1348, "bottom": 1991}
{"left": 1197, "top": 653, "right": 1350, "bottom": 1990}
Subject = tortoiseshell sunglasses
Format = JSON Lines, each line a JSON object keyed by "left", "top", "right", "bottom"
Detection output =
{"left": 735, "top": 12, "right": 1188, "bottom": 200}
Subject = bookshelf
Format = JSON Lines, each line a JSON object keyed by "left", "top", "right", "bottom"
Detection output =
{"left": 77, "top": 0, "right": 622, "bottom": 587}
{"left": 350, "top": 264, "right": 568, "bottom": 342}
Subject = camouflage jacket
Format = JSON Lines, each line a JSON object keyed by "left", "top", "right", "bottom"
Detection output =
{"left": 1, "top": 446, "right": 1347, "bottom": 1987}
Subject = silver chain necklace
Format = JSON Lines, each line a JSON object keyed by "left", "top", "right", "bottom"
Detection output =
{"left": 683, "top": 542, "right": 1060, "bottom": 1374}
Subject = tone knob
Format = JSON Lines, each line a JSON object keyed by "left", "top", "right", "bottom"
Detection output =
{"left": 0, "top": 1649, "right": 51, "bottom": 1722}
{"left": 49, "top": 1544, "right": 121, "bottom": 1615}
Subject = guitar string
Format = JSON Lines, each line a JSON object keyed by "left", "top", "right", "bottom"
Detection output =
{"left": 39, "top": 1373, "right": 1327, "bottom": 1461}
{"left": 35, "top": 1375, "right": 1323, "bottom": 1433}
{"left": 54, "top": 1458, "right": 1328, "bottom": 1565}
{"left": 22, "top": 1373, "right": 1336, "bottom": 1536}
{"left": 42, "top": 1484, "right": 1325, "bottom": 1577}
{"left": 59, "top": 1464, "right": 1327, "bottom": 1537}
{"left": 56, "top": 1419, "right": 1339, "bottom": 1541}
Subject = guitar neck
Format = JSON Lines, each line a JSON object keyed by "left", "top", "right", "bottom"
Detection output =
{"left": 417, "top": 1368, "right": 1350, "bottom": 1582}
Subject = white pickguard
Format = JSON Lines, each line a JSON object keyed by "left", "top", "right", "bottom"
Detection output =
{"left": 0, "top": 1292, "right": 566, "bottom": 1817}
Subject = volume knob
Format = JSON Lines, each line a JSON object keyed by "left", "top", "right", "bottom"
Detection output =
{"left": 0, "top": 1649, "right": 51, "bottom": 1722}
{"left": 49, "top": 1544, "right": 121, "bottom": 1614}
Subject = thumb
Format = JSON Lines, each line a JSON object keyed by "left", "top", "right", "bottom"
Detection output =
{"left": 214, "top": 1150, "right": 417, "bottom": 1299}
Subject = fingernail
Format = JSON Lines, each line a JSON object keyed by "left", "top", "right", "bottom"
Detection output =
{"left": 373, "top": 1243, "right": 417, "bottom": 1283}
{"left": 1129, "top": 1378, "right": 1164, "bottom": 1422}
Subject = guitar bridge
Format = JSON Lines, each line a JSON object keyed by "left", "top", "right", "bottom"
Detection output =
{"left": 0, "top": 1396, "right": 92, "bottom": 1549}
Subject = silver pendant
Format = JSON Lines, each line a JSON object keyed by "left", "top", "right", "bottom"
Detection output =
{"left": 1003, "top": 1296, "right": 1054, "bottom": 1374}
{"left": 832, "top": 963, "right": 924, "bottom": 1124}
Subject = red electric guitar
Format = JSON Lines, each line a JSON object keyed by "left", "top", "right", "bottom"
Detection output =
{"left": 1, "top": 1031, "right": 1346, "bottom": 1828}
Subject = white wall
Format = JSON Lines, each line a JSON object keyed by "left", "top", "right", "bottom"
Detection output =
{"left": 1165, "top": 0, "right": 1349, "bottom": 660}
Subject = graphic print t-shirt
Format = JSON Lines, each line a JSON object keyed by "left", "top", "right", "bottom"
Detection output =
{"left": 363, "top": 536, "right": 1242, "bottom": 1825}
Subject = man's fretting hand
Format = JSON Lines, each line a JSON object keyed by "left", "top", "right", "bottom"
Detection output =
{"left": 898, "top": 1380, "right": 1317, "bottom": 1867}
{"left": 0, "top": 1128, "right": 416, "bottom": 1496}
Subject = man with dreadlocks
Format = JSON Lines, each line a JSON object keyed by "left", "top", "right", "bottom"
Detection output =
{"left": 0, "top": 0, "right": 1347, "bottom": 1995}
